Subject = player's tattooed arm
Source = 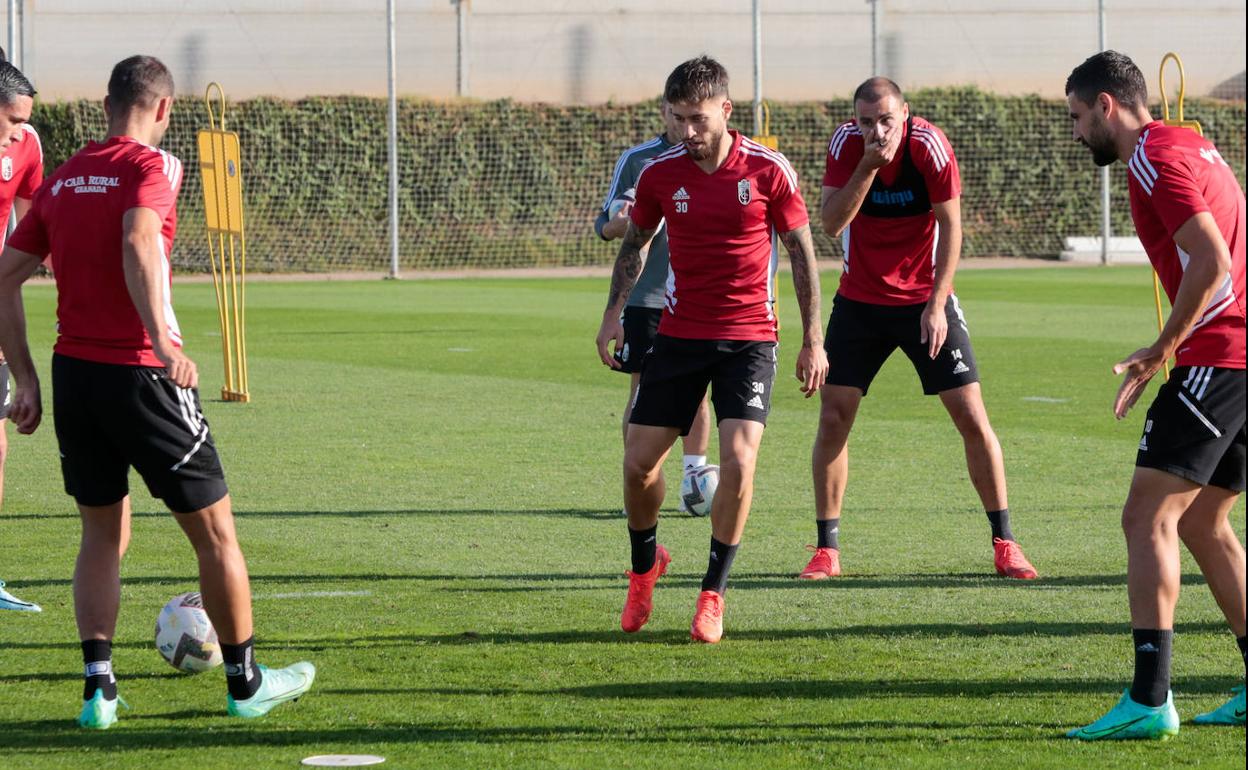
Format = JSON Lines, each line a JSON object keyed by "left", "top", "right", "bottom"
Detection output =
{"left": 597, "top": 221, "right": 657, "bottom": 369}
{"left": 605, "top": 221, "right": 658, "bottom": 312}
{"left": 778, "top": 224, "right": 829, "bottom": 397}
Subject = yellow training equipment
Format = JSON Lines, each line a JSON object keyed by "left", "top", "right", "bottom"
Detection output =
{"left": 198, "top": 82, "right": 250, "bottom": 402}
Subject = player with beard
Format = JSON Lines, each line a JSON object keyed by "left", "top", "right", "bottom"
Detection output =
{"left": 596, "top": 56, "right": 828, "bottom": 643}
{"left": 1065, "top": 50, "right": 1246, "bottom": 740}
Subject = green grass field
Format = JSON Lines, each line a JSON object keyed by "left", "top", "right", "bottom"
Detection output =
{"left": 0, "top": 266, "right": 1243, "bottom": 769}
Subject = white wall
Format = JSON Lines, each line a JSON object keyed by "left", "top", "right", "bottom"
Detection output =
{"left": 6, "top": 1, "right": 1244, "bottom": 102}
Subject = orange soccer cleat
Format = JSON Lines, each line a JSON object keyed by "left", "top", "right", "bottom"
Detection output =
{"left": 689, "top": 590, "right": 725, "bottom": 643}
{"left": 993, "top": 537, "right": 1038, "bottom": 580}
{"left": 797, "top": 545, "right": 841, "bottom": 580}
{"left": 620, "top": 545, "right": 671, "bottom": 633}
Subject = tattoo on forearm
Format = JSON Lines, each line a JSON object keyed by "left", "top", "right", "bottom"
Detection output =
{"left": 606, "top": 223, "right": 656, "bottom": 309}
{"left": 779, "top": 225, "right": 823, "bottom": 342}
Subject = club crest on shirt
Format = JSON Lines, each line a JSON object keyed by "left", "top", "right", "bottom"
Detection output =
{"left": 737, "top": 178, "right": 751, "bottom": 205}
{"left": 1, "top": 157, "right": 11, "bottom": 182}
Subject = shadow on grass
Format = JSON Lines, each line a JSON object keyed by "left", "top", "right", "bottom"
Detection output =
{"left": 13, "top": 571, "right": 1209, "bottom": 591}
{"left": 0, "top": 508, "right": 626, "bottom": 522}
{"left": 325, "top": 673, "right": 1238, "bottom": 699}
{"left": 3, "top": 620, "right": 1227, "bottom": 658}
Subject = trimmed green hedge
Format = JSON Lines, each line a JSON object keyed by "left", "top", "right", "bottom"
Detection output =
{"left": 31, "top": 90, "right": 1245, "bottom": 272}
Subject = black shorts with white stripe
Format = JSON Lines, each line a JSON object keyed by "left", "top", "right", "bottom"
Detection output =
{"left": 52, "top": 353, "right": 229, "bottom": 513}
{"left": 1136, "top": 366, "right": 1246, "bottom": 491}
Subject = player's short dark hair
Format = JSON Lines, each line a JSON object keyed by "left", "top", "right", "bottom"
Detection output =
{"left": 0, "top": 46, "right": 36, "bottom": 106}
{"left": 1065, "top": 50, "right": 1148, "bottom": 109}
{"left": 853, "top": 77, "right": 903, "bottom": 106}
{"left": 108, "top": 55, "right": 175, "bottom": 113}
{"left": 664, "top": 56, "right": 729, "bottom": 104}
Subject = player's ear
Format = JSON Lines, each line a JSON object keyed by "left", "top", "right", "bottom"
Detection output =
{"left": 103, "top": 95, "right": 113, "bottom": 123}
{"left": 722, "top": 99, "right": 732, "bottom": 121}
{"left": 1097, "top": 91, "right": 1113, "bottom": 119}
{"left": 154, "top": 95, "right": 173, "bottom": 124}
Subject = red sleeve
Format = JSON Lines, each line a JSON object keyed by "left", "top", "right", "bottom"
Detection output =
{"left": 6, "top": 199, "right": 48, "bottom": 255}
{"left": 123, "top": 151, "right": 182, "bottom": 220}
{"left": 1148, "top": 152, "right": 1209, "bottom": 237}
{"left": 16, "top": 142, "right": 42, "bottom": 200}
{"left": 630, "top": 162, "right": 663, "bottom": 231}
{"left": 823, "top": 125, "right": 863, "bottom": 189}
{"left": 911, "top": 123, "right": 960, "bottom": 204}
{"left": 767, "top": 157, "right": 809, "bottom": 233}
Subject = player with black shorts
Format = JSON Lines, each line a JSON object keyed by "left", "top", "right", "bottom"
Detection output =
{"left": 0, "top": 50, "right": 43, "bottom": 613}
{"left": 1065, "top": 50, "right": 1246, "bottom": 740}
{"left": 801, "top": 77, "right": 1038, "bottom": 582}
{"left": 595, "top": 101, "right": 712, "bottom": 509}
{"left": 0, "top": 55, "right": 313, "bottom": 728}
{"left": 595, "top": 56, "right": 828, "bottom": 644}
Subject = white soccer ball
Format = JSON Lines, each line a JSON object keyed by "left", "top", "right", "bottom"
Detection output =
{"left": 155, "top": 592, "right": 223, "bottom": 673}
{"left": 607, "top": 187, "right": 636, "bottom": 219}
{"left": 681, "top": 465, "right": 720, "bottom": 517}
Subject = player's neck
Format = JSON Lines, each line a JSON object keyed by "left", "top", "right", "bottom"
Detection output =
{"left": 1114, "top": 107, "right": 1154, "bottom": 163}
{"left": 106, "top": 119, "right": 160, "bottom": 148}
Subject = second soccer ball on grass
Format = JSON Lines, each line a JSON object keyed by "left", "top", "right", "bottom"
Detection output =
{"left": 681, "top": 465, "right": 720, "bottom": 517}
{"left": 155, "top": 592, "right": 223, "bottom": 673}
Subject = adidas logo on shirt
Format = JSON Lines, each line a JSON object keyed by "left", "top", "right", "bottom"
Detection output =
{"left": 746, "top": 395, "right": 765, "bottom": 409}
{"left": 672, "top": 187, "right": 690, "bottom": 201}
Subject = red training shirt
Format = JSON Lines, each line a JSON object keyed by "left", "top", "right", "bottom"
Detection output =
{"left": 0, "top": 123, "right": 44, "bottom": 247}
{"left": 9, "top": 136, "right": 185, "bottom": 367}
{"left": 631, "top": 130, "right": 808, "bottom": 341}
{"left": 1127, "top": 122, "right": 1246, "bottom": 369}
{"left": 823, "top": 116, "right": 960, "bottom": 305}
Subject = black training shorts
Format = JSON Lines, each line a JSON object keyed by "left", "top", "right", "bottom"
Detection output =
{"left": 614, "top": 306, "right": 663, "bottom": 374}
{"left": 629, "top": 335, "right": 777, "bottom": 435}
{"left": 1136, "top": 366, "right": 1246, "bottom": 491}
{"left": 52, "top": 353, "right": 229, "bottom": 513}
{"left": 824, "top": 293, "right": 979, "bottom": 396}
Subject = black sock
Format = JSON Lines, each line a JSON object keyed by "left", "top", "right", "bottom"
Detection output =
{"left": 81, "top": 639, "right": 117, "bottom": 701}
{"left": 1130, "top": 629, "right": 1173, "bottom": 707}
{"left": 221, "top": 637, "right": 263, "bottom": 701}
{"left": 701, "top": 537, "right": 739, "bottom": 595}
{"left": 817, "top": 518, "right": 841, "bottom": 550}
{"left": 986, "top": 508, "right": 1014, "bottom": 541}
{"left": 628, "top": 525, "right": 658, "bottom": 574}
{"left": 1237, "top": 635, "right": 1247, "bottom": 676}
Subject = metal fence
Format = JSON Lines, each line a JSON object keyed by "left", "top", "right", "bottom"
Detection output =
{"left": 6, "top": 2, "right": 1246, "bottom": 274}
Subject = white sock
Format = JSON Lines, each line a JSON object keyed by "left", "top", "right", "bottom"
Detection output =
{"left": 683, "top": 454, "right": 707, "bottom": 470}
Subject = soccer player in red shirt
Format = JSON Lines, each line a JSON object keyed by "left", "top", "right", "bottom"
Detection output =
{"left": 595, "top": 56, "right": 828, "bottom": 643}
{"left": 1065, "top": 50, "right": 1246, "bottom": 740}
{"left": 802, "top": 77, "right": 1037, "bottom": 582}
{"left": 0, "top": 49, "right": 44, "bottom": 614}
{"left": 0, "top": 55, "right": 314, "bottom": 728}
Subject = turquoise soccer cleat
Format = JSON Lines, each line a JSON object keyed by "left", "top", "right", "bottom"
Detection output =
{"left": 0, "top": 581, "right": 41, "bottom": 612}
{"left": 1066, "top": 689, "right": 1180, "bottom": 741}
{"left": 1192, "top": 684, "right": 1246, "bottom": 726}
{"left": 77, "top": 688, "right": 124, "bottom": 730}
{"left": 227, "top": 661, "right": 316, "bottom": 718}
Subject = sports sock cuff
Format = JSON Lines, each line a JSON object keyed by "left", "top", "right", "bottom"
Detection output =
{"left": 683, "top": 454, "right": 707, "bottom": 469}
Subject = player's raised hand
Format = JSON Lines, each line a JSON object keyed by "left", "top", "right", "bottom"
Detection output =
{"left": 920, "top": 302, "right": 948, "bottom": 359}
{"left": 8, "top": 383, "right": 42, "bottom": 435}
{"left": 1111, "top": 345, "right": 1167, "bottom": 420}
{"left": 795, "top": 343, "right": 829, "bottom": 398}
{"left": 861, "top": 123, "right": 903, "bottom": 170}
{"left": 596, "top": 311, "right": 625, "bottom": 369}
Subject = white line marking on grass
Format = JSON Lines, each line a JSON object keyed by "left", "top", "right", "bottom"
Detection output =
{"left": 1022, "top": 396, "right": 1069, "bottom": 403}
{"left": 256, "top": 590, "right": 373, "bottom": 600}
{"left": 447, "top": 347, "right": 474, "bottom": 352}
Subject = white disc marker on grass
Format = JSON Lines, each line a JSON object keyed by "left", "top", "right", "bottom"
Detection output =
{"left": 301, "top": 756, "right": 386, "bottom": 767}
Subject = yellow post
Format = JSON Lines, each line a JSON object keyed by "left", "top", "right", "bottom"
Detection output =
{"left": 198, "top": 83, "right": 250, "bottom": 402}
{"left": 1150, "top": 53, "right": 1205, "bottom": 383}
